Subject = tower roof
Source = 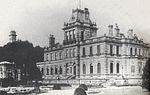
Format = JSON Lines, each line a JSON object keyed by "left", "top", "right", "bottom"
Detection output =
{"left": 63, "top": 8, "right": 97, "bottom": 30}
{"left": 9, "top": 30, "right": 17, "bottom": 36}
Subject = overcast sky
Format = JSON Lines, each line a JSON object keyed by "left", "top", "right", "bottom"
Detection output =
{"left": 0, "top": 0, "right": 150, "bottom": 47}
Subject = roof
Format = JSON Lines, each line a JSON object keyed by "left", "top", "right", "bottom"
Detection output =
{"left": 0, "top": 61, "right": 15, "bottom": 65}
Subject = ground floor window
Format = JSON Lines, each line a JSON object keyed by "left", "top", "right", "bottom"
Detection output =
{"left": 116, "top": 63, "right": 119, "bottom": 73}
{"left": 83, "top": 64, "right": 86, "bottom": 74}
{"left": 97, "top": 63, "right": 101, "bottom": 73}
{"left": 90, "top": 64, "right": 93, "bottom": 74}
{"left": 110, "top": 63, "right": 113, "bottom": 74}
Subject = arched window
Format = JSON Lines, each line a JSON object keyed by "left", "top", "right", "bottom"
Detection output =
{"left": 110, "top": 63, "right": 113, "bottom": 74}
{"left": 50, "top": 67, "right": 53, "bottom": 75}
{"left": 83, "top": 64, "right": 86, "bottom": 74}
{"left": 116, "top": 63, "right": 119, "bottom": 73}
{"left": 46, "top": 68, "right": 49, "bottom": 75}
{"left": 90, "top": 64, "right": 93, "bottom": 74}
{"left": 97, "top": 63, "right": 101, "bottom": 73}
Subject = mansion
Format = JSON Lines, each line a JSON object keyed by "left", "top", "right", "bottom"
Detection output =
{"left": 37, "top": 8, "right": 150, "bottom": 85}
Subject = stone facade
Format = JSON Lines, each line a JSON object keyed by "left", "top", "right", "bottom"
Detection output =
{"left": 37, "top": 8, "right": 149, "bottom": 85}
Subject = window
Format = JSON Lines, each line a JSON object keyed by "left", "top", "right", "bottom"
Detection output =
{"left": 59, "top": 66, "right": 62, "bottom": 74}
{"left": 116, "top": 46, "right": 119, "bottom": 55}
{"left": 82, "top": 47, "right": 86, "bottom": 56}
{"left": 73, "top": 48, "right": 76, "bottom": 57}
{"left": 66, "top": 49, "right": 68, "bottom": 58}
{"left": 135, "top": 48, "right": 137, "bottom": 55}
{"left": 97, "top": 45, "right": 100, "bottom": 54}
{"left": 131, "top": 65, "right": 135, "bottom": 73}
{"left": 72, "top": 30, "right": 75, "bottom": 39}
{"left": 55, "top": 52, "right": 57, "bottom": 60}
{"left": 97, "top": 63, "right": 101, "bottom": 73}
{"left": 116, "top": 63, "right": 119, "bottom": 73}
{"left": 142, "top": 49, "right": 145, "bottom": 56}
{"left": 50, "top": 67, "right": 53, "bottom": 75}
{"left": 69, "top": 31, "right": 71, "bottom": 40}
{"left": 130, "top": 48, "right": 133, "bottom": 56}
{"left": 46, "top": 68, "right": 49, "bottom": 75}
{"left": 46, "top": 54, "right": 48, "bottom": 61}
{"left": 81, "top": 31, "right": 84, "bottom": 41}
{"left": 59, "top": 52, "right": 62, "bottom": 60}
{"left": 90, "top": 64, "right": 93, "bottom": 74}
{"left": 55, "top": 67, "right": 58, "bottom": 74}
{"left": 110, "top": 45, "right": 113, "bottom": 55}
{"left": 69, "top": 49, "right": 72, "bottom": 58}
{"left": 66, "top": 63, "right": 69, "bottom": 73}
{"left": 83, "top": 64, "right": 86, "bottom": 74}
{"left": 89, "top": 46, "right": 93, "bottom": 55}
{"left": 69, "top": 67, "right": 72, "bottom": 73}
{"left": 0, "top": 67, "right": 2, "bottom": 74}
{"left": 41, "top": 68, "right": 44, "bottom": 75}
{"left": 110, "top": 63, "right": 113, "bottom": 74}
{"left": 50, "top": 53, "right": 53, "bottom": 60}
{"left": 139, "top": 49, "right": 141, "bottom": 55}
{"left": 138, "top": 62, "right": 142, "bottom": 74}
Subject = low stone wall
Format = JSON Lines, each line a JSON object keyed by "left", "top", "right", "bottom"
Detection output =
{"left": 42, "top": 78, "right": 142, "bottom": 86}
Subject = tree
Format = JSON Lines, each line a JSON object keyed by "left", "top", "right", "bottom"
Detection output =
{"left": 142, "top": 58, "right": 150, "bottom": 91}
{"left": 0, "top": 41, "right": 43, "bottom": 81}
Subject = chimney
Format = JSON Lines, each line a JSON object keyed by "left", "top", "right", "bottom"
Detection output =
{"left": 108, "top": 25, "right": 113, "bottom": 36}
{"left": 9, "top": 30, "right": 17, "bottom": 43}
{"left": 49, "top": 34, "right": 55, "bottom": 48}
{"left": 114, "top": 24, "right": 120, "bottom": 37}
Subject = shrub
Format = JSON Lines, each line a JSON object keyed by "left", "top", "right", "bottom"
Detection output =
{"left": 0, "top": 91, "right": 7, "bottom": 95}
{"left": 53, "top": 84, "right": 61, "bottom": 90}
{"left": 74, "top": 88, "right": 87, "bottom": 95}
{"left": 142, "top": 58, "right": 150, "bottom": 91}
{"left": 79, "top": 84, "right": 88, "bottom": 91}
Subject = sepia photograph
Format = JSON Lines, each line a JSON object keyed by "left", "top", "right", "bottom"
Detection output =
{"left": 0, "top": 0, "right": 150, "bottom": 95}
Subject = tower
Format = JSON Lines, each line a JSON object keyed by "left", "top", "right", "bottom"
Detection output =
{"left": 9, "top": 30, "right": 17, "bottom": 43}
{"left": 48, "top": 34, "right": 55, "bottom": 48}
{"left": 62, "top": 8, "right": 98, "bottom": 45}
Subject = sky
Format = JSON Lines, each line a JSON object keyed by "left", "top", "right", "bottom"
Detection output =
{"left": 0, "top": 0, "right": 150, "bottom": 47}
